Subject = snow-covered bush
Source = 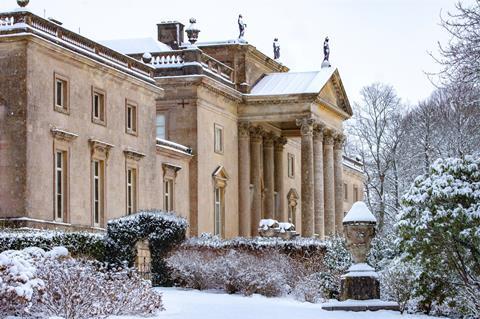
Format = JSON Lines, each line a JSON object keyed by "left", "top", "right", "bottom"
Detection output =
{"left": 291, "top": 272, "right": 325, "bottom": 303}
{"left": 0, "top": 247, "right": 50, "bottom": 316}
{"left": 0, "top": 246, "right": 163, "bottom": 318}
{"left": 397, "top": 155, "right": 480, "bottom": 317}
{"left": 167, "top": 248, "right": 295, "bottom": 297}
{"left": 317, "top": 236, "right": 352, "bottom": 299}
{"left": 0, "top": 229, "right": 105, "bottom": 260}
{"left": 33, "top": 258, "right": 163, "bottom": 318}
{"left": 106, "top": 210, "right": 187, "bottom": 286}
{"left": 380, "top": 258, "right": 418, "bottom": 314}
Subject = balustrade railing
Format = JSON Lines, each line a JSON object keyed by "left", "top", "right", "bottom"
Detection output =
{"left": 148, "top": 50, "right": 234, "bottom": 83}
{"left": 0, "top": 11, "right": 154, "bottom": 80}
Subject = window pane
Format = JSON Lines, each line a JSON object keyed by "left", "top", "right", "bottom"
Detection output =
{"left": 127, "top": 107, "right": 132, "bottom": 129}
{"left": 56, "top": 81, "right": 63, "bottom": 106}
{"left": 156, "top": 114, "right": 165, "bottom": 139}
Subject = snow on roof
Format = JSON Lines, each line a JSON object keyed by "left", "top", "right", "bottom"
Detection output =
{"left": 99, "top": 37, "right": 172, "bottom": 55}
{"left": 343, "top": 201, "right": 377, "bottom": 224}
{"left": 249, "top": 67, "right": 336, "bottom": 96}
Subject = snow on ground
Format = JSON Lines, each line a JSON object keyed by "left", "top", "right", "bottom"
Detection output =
{"left": 112, "top": 287, "right": 444, "bottom": 319}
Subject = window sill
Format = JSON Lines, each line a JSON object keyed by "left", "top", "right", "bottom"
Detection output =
{"left": 126, "top": 129, "right": 138, "bottom": 137}
{"left": 92, "top": 118, "right": 106, "bottom": 126}
{"left": 54, "top": 106, "right": 69, "bottom": 115}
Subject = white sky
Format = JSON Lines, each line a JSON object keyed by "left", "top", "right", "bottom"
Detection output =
{"left": 1, "top": 0, "right": 461, "bottom": 104}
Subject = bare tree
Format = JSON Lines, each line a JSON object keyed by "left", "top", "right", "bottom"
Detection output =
{"left": 433, "top": 0, "right": 480, "bottom": 86}
{"left": 349, "top": 83, "right": 402, "bottom": 231}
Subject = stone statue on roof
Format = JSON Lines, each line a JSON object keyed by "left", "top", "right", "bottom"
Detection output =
{"left": 273, "top": 38, "right": 280, "bottom": 60}
{"left": 322, "top": 36, "right": 331, "bottom": 68}
{"left": 238, "top": 14, "right": 246, "bottom": 39}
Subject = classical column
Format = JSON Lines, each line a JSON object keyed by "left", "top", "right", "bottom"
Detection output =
{"left": 313, "top": 124, "right": 325, "bottom": 239}
{"left": 263, "top": 133, "right": 275, "bottom": 220}
{"left": 238, "top": 122, "right": 251, "bottom": 237}
{"left": 296, "top": 118, "right": 315, "bottom": 237}
{"left": 323, "top": 130, "right": 335, "bottom": 237}
{"left": 274, "top": 136, "right": 287, "bottom": 222}
{"left": 250, "top": 126, "right": 263, "bottom": 236}
{"left": 334, "top": 133, "right": 346, "bottom": 235}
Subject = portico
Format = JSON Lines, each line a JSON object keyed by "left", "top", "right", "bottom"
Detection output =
{"left": 238, "top": 68, "right": 352, "bottom": 238}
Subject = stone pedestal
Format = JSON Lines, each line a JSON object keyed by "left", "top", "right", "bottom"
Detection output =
{"left": 341, "top": 276, "right": 380, "bottom": 301}
{"left": 340, "top": 263, "right": 380, "bottom": 301}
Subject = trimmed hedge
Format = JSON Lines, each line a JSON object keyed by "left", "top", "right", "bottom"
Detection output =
{"left": 0, "top": 229, "right": 106, "bottom": 260}
{"left": 105, "top": 210, "right": 187, "bottom": 286}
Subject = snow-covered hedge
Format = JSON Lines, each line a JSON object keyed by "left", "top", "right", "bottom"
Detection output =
{"left": 397, "top": 155, "right": 480, "bottom": 317}
{"left": 167, "top": 249, "right": 295, "bottom": 297}
{"left": 0, "top": 229, "right": 106, "bottom": 260}
{"left": 106, "top": 210, "right": 187, "bottom": 286}
{"left": 0, "top": 246, "right": 164, "bottom": 318}
{"left": 168, "top": 235, "right": 348, "bottom": 301}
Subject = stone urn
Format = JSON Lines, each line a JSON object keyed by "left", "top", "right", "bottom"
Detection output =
{"left": 340, "top": 201, "right": 379, "bottom": 301}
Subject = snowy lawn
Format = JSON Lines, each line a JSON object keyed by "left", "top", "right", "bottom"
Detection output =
{"left": 112, "top": 287, "right": 445, "bottom": 319}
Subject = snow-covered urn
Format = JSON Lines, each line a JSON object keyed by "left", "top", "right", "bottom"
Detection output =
{"left": 342, "top": 201, "right": 377, "bottom": 264}
{"left": 339, "top": 201, "right": 383, "bottom": 302}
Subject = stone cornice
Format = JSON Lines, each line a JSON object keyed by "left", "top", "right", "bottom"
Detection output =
{"left": 124, "top": 148, "right": 146, "bottom": 161}
{"left": 243, "top": 93, "right": 317, "bottom": 105}
{"left": 50, "top": 127, "right": 78, "bottom": 142}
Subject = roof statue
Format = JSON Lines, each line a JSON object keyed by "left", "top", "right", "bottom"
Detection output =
{"left": 273, "top": 38, "right": 280, "bottom": 60}
{"left": 238, "top": 14, "right": 246, "bottom": 39}
{"left": 322, "top": 36, "right": 331, "bottom": 68}
{"left": 17, "top": 0, "right": 29, "bottom": 7}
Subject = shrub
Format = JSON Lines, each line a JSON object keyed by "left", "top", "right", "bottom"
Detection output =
{"left": 106, "top": 210, "right": 187, "bottom": 286}
{"left": 0, "top": 247, "right": 49, "bottom": 316}
{"left": 380, "top": 258, "right": 419, "bottom": 314}
{"left": 0, "top": 246, "right": 163, "bottom": 318}
{"left": 167, "top": 248, "right": 295, "bottom": 297}
{"left": 397, "top": 155, "right": 480, "bottom": 317}
{"left": 291, "top": 272, "right": 326, "bottom": 303}
{"left": 0, "top": 229, "right": 106, "bottom": 260}
{"left": 33, "top": 258, "right": 163, "bottom": 318}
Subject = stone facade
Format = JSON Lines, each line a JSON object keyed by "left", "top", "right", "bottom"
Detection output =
{"left": 0, "top": 10, "right": 364, "bottom": 238}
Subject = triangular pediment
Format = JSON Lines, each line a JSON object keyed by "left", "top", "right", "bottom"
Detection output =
{"left": 212, "top": 166, "right": 229, "bottom": 180}
{"left": 317, "top": 69, "right": 352, "bottom": 116}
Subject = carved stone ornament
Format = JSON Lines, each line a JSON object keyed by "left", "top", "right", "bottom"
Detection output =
{"left": 296, "top": 118, "right": 315, "bottom": 136}
{"left": 238, "top": 122, "right": 251, "bottom": 138}
{"left": 89, "top": 138, "right": 114, "bottom": 159}
{"left": 323, "top": 129, "right": 335, "bottom": 145}
{"left": 334, "top": 133, "right": 346, "bottom": 150}
{"left": 274, "top": 136, "right": 287, "bottom": 151}
{"left": 249, "top": 126, "right": 264, "bottom": 142}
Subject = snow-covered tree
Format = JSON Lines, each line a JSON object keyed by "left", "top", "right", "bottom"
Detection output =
{"left": 397, "top": 155, "right": 480, "bottom": 316}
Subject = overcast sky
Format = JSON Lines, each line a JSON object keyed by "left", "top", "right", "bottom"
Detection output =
{"left": 1, "top": 0, "right": 462, "bottom": 105}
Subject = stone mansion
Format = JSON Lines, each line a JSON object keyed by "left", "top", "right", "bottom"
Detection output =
{"left": 0, "top": 8, "right": 364, "bottom": 238}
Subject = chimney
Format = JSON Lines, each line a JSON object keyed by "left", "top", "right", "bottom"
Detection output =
{"left": 157, "top": 21, "right": 185, "bottom": 50}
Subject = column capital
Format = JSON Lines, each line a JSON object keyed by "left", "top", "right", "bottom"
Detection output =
{"left": 274, "top": 136, "right": 288, "bottom": 151}
{"left": 250, "top": 126, "right": 264, "bottom": 142}
{"left": 238, "top": 121, "right": 251, "bottom": 138}
{"left": 333, "top": 132, "right": 346, "bottom": 150}
{"left": 296, "top": 117, "right": 315, "bottom": 136}
{"left": 263, "top": 132, "right": 275, "bottom": 147}
{"left": 313, "top": 123, "right": 325, "bottom": 139}
{"left": 323, "top": 129, "right": 335, "bottom": 145}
